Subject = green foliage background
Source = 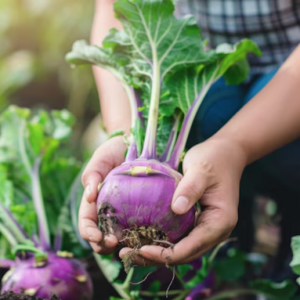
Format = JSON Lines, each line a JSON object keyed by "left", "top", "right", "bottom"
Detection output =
{"left": 0, "top": 0, "right": 98, "bottom": 135}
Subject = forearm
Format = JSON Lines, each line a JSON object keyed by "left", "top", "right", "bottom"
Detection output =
{"left": 91, "top": 0, "right": 131, "bottom": 134}
{"left": 213, "top": 45, "right": 300, "bottom": 165}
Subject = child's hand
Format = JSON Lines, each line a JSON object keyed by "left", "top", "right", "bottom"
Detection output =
{"left": 120, "top": 138, "right": 247, "bottom": 265}
{"left": 78, "top": 136, "right": 126, "bottom": 254}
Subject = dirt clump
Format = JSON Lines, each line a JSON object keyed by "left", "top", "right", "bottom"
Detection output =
{"left": 0, "top": 291, "right": 61, "bottom": 300}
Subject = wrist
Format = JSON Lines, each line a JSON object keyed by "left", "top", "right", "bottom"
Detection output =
{"left": 207, "top": 135, "right": 249, "bottom": 171}
{"left": 211, "top": 128, "right": 256, "bottom": 166}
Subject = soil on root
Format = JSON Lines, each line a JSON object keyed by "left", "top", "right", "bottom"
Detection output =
{"left": 0, "top": 291, "right": 61, "bottom": 300}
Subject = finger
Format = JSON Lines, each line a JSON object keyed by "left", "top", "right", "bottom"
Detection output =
{"left": 119, "top": 247, "right": 163, "bottom": 267}
{"left": 79, "top": 194, "right": 119, "bottom": 252}
{"left": 81, "top": 150, "right": 112, "bottom": 203}
{"left": 90, "top": 235, "right": 119, "bottom": 255}
{"left": 82, "top": 172, "right": 102, "bottom": 203}
{"left": 139, "top": 208, "right": 237, "bottom": 265}
{"left": 172, "top": 167, "right": 208, "bottom": 214}
{"left": 78, "top": 199, "right": 102, "bottom": 243}
{"left": 81, "top": 137, "right": 126, "bottom": 203}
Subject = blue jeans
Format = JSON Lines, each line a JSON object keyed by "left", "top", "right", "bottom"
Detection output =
{"left": 188, "top": 70, "right": 300, "bottom": 193}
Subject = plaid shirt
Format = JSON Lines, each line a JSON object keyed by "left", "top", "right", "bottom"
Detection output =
{"left": 175, "top": 0, "right": 300, "bottom": 74}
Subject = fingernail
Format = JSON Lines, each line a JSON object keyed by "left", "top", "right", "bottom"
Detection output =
{"left": 173, "top": 196, "right": 189, "bottom": 214}
{"left": 85, "top": 184, "right": 91, "bottom": 201}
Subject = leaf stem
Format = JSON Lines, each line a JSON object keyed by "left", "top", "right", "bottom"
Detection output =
{"left": 0, "top": 223, "right": 18, "bottom": 248}
{"left": 160, "top": 114, "right": 181, "bottom": 162}
{"left": 140, "top": 49, "right": 160, "bottom": 159}
{"left": 123, "top": 86, "right": 144, "bottom": 161}
{"left": 172, "top": 289, "right": 191, "bottom": 300}
{"left": 208, "top": 237, "right": 237, "bottom": 267}
{"left": 0, "top": 202, "right": 29, "bottom": 244}
{"left": 206, "top": 289, "right": 271, "bottom": 300}
{"left": 12, "top": 244, "right": 48, "bottom": 259}
{"left": 140, "top": 290, "right": 182, "bottom": 297}
{"left": 93, "top": 253, "right": 132, "bottom": 300}
{"left": 32, "top": 157, "right": 51, "bottom": 250}
{"left": 53, "top": 228, "right": 62, "bottom": 252}
{"left": 19, "top": 120, "right": 32, "bottom": 177}
{"left": 175, "top": 270, "right": 186, "bottom": 287}
{"left": 167, "top": 80, "right": 212, "bottom": 170}
{"left": 123, "top": 85, "right": 141, "bottom": 130}
{"left": 122, "top": 267, "right": 134, "bottom": 291}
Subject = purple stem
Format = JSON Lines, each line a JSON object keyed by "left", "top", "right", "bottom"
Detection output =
{"left": 125, "top": 141, "right": 138, "bottom": 162}
{"left": 139, "top": 57, "right": 161, "bottom": 160}
{"left": 0, "top": 259, "right": 15, "bottom": 269}
{"left": 54, "top": 228, "right": 62, "bottom": 252}
{"left": 32, "top": 157, "right": 51, "bottom": 251}
{"left": 159, "top": 114, "right": 181, "bottom": 162}
{"left": 31, "top": 234, "right": 39, "bottom": 247}
{"left": 167, "top": 83, "right": 211, "bottom": 170}
{"left": 133, "top": 88, "right": 145, "bottom": 128}
{"left": 125, "top": 87, "right": 145, "bottom": 161}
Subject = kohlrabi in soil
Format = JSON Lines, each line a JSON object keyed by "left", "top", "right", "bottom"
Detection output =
{"left": 0, "top": 106, "right": 92, "bottom": 300}
{"left": 66, "top": 0, "right": 261, "bottom": 268}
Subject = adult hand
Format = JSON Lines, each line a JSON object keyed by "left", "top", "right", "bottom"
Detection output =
{"left": 78, "top": 136, "right": 127, "bottom": 254}
{"left": 120, "top": 138, "right": 247, "bottom": 265}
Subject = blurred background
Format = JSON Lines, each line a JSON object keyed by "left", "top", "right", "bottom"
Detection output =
{"left": 0, "top": 0, "right": 106, "bottom": 155}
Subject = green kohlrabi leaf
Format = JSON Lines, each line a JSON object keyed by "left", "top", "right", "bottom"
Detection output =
{"left": 177, "top": 264, "right": 194, "bottom": 278}
{"left": 163, "top": 39, "right": 261, "bottom": 116}
{"left": 112, "top": 0, "right": 213, "bottom": 78}
{"left": 94, "top": 253, "right": 122, "bottom": 283}
{"left": 66, "top": 40, "right": 132, "bottom": 85}
{"left": 0, "top": 105, "right": 85, "bottom": 257}
{"left": 290, "top": 236, "right": 300, "bottom": 275}
{"left": 66, "top": 0, "right": 261, "bottom": 166}
{"left": 250, "top": 279, "right": 297, "bottom": 300}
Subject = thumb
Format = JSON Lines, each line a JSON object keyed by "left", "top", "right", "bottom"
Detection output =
{"left": 171, "top": 167, "right": 207, "bottom": 214}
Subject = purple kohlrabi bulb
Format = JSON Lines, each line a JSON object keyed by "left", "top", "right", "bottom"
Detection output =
{"left": 96, "top": 159, "right": 196, "bottom": 248}
{"left": 1, "top": 252, "right": 93, "bottom": 300}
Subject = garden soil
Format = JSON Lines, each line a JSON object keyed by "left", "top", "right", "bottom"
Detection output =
{"left": 0, "top": 292, "right": 60, "bottom": 300}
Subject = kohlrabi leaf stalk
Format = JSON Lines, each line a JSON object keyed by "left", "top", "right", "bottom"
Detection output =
{"left": 159, "top": 113, "right": 181, "bottom": 162}
{"left": 0, "top": 202, "right": 29, "bottom": 244}
{"left": 32, "top": 157, "right": 51, "bottom": 250}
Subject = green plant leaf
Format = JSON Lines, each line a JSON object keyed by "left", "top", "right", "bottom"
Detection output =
{"left": 290, "top": 236, "right": 300, "bottom": 275}
{"left": 184, "top": 257, "right": 209, "bottom": 289}
{"left": 163, "top": 39, "right": 261, "bottom": 117}
{"left": 177, "top": 264, "right": 194, "bottom": 278}
{"left": 149, "top": 281, "right": 161, "bottom": 293}
{"left": 0, "top": 105, "right": 87, "bottom": 257}
{"left": 94, "top": 253, "right": 122, "bottom": 283}
{"left": 214, "top": 248, "right": 246, "bottom": 282}
{"left": 250, "top": 279, "right": 297, "bottom": 300}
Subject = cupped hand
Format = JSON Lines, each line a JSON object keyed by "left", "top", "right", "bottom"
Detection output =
{"left": 78, "top": 136, "right": 127, "bottom": 254}
{"left": 120, "top": 138, "right": 248, "bottom": 266}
